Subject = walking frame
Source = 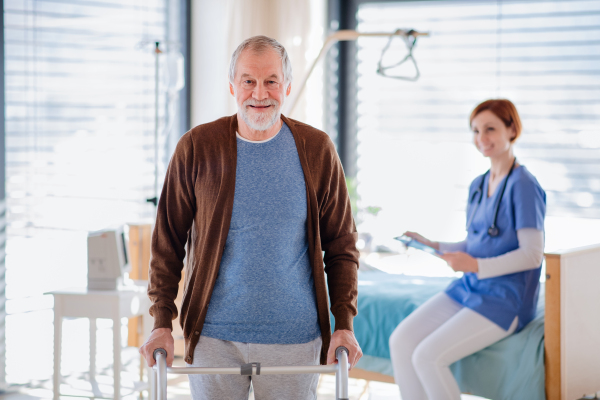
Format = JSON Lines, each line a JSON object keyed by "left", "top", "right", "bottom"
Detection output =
{"left": 151, "top": 346, "right": 351, "bottom": 400}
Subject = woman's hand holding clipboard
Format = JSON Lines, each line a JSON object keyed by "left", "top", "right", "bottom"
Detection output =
{"left": 394, "top": 233, "right": 442, "bottom": 257}
{"left": 396, "top": 232, "right": 479, "bottom": 272}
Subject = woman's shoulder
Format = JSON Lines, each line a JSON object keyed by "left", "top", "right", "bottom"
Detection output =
{"left": 510, "top": 166, "right": 546, "bottom": 203}
{"left": 511, "top": 166, "right": 543, "bottom": 189}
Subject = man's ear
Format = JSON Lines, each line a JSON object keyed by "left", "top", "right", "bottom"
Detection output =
{"left": 229, "top": 83, "right": 235, "bottom": 96}
{"left": 286, "top": 84, "right": 292, "bottom": 96}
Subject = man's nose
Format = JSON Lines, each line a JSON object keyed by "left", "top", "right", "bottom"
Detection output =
{"left": 253, "top": 83, "right": 268, "bottom": 100}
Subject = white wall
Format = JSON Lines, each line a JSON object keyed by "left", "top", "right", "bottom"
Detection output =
{"left": 190, "top": 0, "right": 232, "bottom": 126}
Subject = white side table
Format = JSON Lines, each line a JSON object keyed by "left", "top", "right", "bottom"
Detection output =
{"left": 49, "top": 283, "right": 152, "bottom": 400}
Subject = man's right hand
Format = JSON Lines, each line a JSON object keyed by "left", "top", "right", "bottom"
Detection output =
{"left": 139, "top": 327, "right": 175, "bottom": 367}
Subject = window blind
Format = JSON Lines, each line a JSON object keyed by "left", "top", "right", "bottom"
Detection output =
{"left": 4, "top": 0, "right": 185, "bottom": 384}
{"left": 354, "top": 0, "right": 600, "bottom": 244}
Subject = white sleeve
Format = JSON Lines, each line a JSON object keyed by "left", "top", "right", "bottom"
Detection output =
{"left": 477, "top": 228, "right": 544, "bottom": 279}
{"left": 439, "top": 240, "right": 467, "bottom": 253}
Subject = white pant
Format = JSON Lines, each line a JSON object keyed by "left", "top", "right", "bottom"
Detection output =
{"left": 389, "top": 293, "right": 517, "bottom": 400}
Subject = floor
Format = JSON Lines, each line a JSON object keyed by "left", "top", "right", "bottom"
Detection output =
{"left": 4, "top": 317, "right": 491, "bottom": 400}
{"left": 2, "top": 369, "right": 491, "bottom": 400}
{"left": 0, "top": 318, "right": 492, "bottom": 400}
{"left": 3, "top": 352, "right": 405, "bottom": 400}
{"left": 7, "top": 307, "right": 600, "bottom": 400}
{"left": 4, "top": 348, "right": 401, "bottom": 400}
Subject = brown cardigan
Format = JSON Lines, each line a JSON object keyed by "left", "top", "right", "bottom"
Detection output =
{"left": 147, "top": 114, "right": 359, "bottom": 364}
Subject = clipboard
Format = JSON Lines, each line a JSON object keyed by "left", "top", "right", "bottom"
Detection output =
{"left": 394, "top": 235, "right": 442, "bottom": 257}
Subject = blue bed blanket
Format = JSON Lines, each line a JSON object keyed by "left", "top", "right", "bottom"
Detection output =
{"left": 348, "top": 271, "right": 546, "bottom": 400}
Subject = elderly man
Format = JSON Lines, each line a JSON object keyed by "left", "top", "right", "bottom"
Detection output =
{"left": 139, "top": 35, "right": 361, "bottom": 399}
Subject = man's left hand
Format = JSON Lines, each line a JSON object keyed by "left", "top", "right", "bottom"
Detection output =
{"left": 440, "top": 251, "right": 478, "bottom": 273}
{"left": 327, "top": 329, "right": 363, "bottom": 370}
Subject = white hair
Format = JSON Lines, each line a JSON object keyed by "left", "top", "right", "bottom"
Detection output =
{"left": 229, "top": 35, "right": 293, "bottom": 87}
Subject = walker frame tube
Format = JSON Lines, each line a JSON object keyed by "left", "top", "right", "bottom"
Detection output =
{"left": 152, "top": 346, "right": 350, "bottom": 400}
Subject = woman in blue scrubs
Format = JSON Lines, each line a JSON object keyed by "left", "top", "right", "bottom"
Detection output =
{"left": 389, "top": 99, "right": 546, "bottom": 400}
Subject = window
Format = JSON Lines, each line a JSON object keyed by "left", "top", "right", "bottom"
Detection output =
{"left": 4, "top": 0, "right": 187, "bottom": 384}
{"left": 353, "top": 0, "right": 600, "bottom": 252}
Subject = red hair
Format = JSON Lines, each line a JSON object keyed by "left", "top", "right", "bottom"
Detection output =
{"left": 470, "top": 99, "right": 522, "bottom": 142}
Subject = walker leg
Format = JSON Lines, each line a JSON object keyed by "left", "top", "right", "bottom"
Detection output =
{"left": 335, "top": 347, "right": 349, "bottom": 400}
{"left": 148, "top": 365, "right": 157, "bottom": 400}
{"left": 153, "top": 349, "right": 167, "bottom": 400}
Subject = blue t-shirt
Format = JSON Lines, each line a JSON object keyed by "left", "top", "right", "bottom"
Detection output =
{"left": 201, "top": 122, "right": 321, "bottom": 344}
{"left": 445, "top": 166, "right": 546, "bottom": 332}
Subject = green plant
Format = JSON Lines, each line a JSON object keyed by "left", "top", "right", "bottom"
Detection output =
{"left": 346, "top": 177, "right": 382, "bottom": 225}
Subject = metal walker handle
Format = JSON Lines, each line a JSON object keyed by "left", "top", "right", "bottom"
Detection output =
{"left": 151, "top": 346, "right": 350, "bottom": 400}
{"left": 335, "top": 346, "right": 350, "bottom": 400}
{"left": 152, "top": 348, "right": 168, "bottom": 400}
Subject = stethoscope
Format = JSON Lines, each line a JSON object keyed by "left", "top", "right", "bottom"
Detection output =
{"left": 466, "top": 157, "right": 517, "bottom": 237}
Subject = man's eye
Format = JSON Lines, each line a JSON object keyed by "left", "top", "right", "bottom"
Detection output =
{"left": 244, "top": 80, "right": 252, "bottom": 84}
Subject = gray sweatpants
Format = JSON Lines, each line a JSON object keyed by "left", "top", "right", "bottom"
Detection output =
{"left": 187, "top": 335, "right": 322, "bottom": 400}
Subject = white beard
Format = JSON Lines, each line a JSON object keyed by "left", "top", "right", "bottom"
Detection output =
{"left": 239, "top": 98, "right": 281, "bottom": 131}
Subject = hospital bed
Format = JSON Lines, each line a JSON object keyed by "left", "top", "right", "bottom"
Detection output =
{"left": 347, "top": 244, "right": 600, "bottom": 400}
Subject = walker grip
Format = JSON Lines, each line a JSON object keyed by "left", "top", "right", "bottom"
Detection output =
{"left": 335, "top": 346, "right": 349, "bottom": 360}
{"left": 153, "top": 348, "right": 167, "bottom": 361}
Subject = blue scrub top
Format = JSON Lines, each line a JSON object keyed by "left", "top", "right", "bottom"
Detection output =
{"left": 445, "top": 166, "right": 546, "bottom": 332}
